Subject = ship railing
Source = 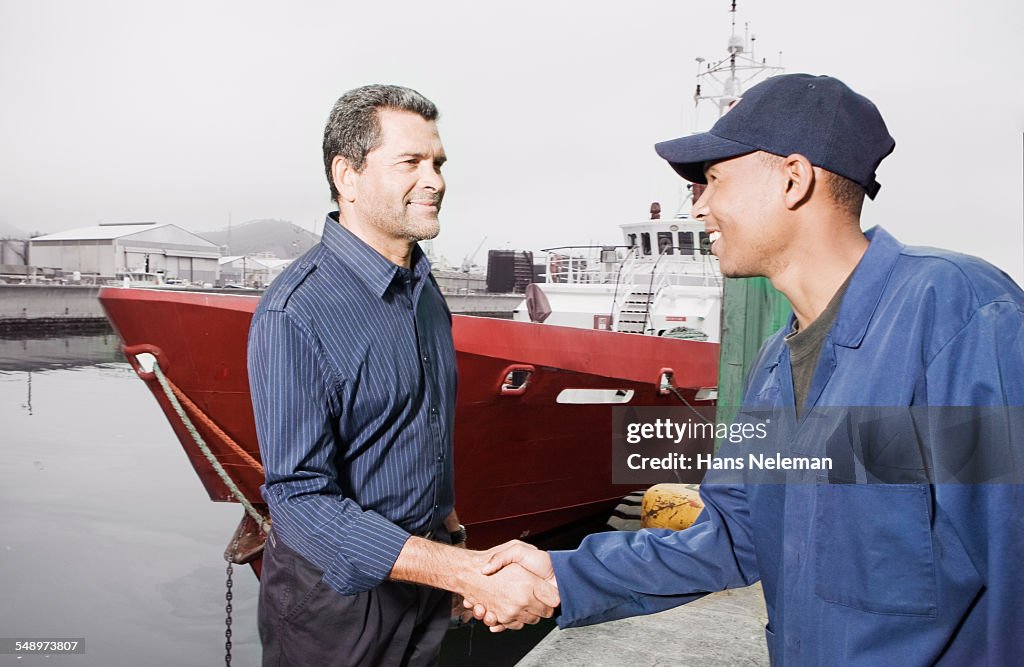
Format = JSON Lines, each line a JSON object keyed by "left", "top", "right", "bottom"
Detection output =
{"left": 540, "top": 245, "right": 632, "bottom": 285}
{"left": 608, "top": 246, "right": 647, "bottom": 332}
{"left": 625, "top": 249, "right": 672, "bottom": 334}
{"left": 612, "top": 245, "right": 723, "bottom": 333}
{"left": 541, "top": 244, "right": 722, "bottom": 286}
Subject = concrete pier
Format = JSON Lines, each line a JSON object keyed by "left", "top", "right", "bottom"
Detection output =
{"left": 0, "top": 285, "right": 106, "bottom": 330}
{"left": 446, "top": 293, "right": 523, "bottom": 317}
{"left": 0, "top": 284, "right": 522, "bottom": 330}
{"left": 517, "top": 584, "right": 769, "bottom": 667}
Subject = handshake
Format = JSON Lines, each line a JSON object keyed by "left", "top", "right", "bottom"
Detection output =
{"left": 455, "top": 540, "right": 558, "bottom": 632}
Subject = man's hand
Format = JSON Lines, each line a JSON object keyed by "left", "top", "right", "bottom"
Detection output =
{"left": 388, "top": 536, "right": 557, "bottom": 632}
{"left": 481, "top": 540, "right": 556, "bottom": 583}
{"left": 458, "top": 559, "right": 559, "bottom": 631}
{"left": 466, "top": 540, "right": 558, "bottom": 630}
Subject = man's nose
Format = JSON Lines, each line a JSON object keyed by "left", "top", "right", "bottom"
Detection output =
{"left": 692, "top": 189, "right": 710, "bottom": 223}
{"left": 418, "top": 162, "right": 444, "bottom": 192}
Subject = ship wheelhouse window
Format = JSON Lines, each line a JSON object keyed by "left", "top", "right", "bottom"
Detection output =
{"left": 641, "top": 233, "right": 651, "bottom": 256}
{"left": 699, "top": 231, "right": 712, "bottom": 255}
{"left": 657, "top": 232, "right": 674, "bottom": 255}
{"left": 627, "top": 233, "right": 638, "bottom": 248}
{"left": 678, "top": 231, "right": 694, "bottom": 256}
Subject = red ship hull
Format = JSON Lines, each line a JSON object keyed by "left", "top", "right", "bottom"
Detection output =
{"left": 99, "top": 287, "right": 718, "bottom": 559}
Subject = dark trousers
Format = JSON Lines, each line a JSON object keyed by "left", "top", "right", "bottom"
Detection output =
{"left": 259, "top": 531, "right": 450, "bottom": 667}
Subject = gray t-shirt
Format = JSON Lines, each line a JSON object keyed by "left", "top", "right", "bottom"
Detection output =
{"left": 785, "top": 273, "right": 853, "bottom": 416}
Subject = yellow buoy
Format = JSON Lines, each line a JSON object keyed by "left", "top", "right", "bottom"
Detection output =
{"left": 640, "top": 483, "right": 704, "bottom": 530}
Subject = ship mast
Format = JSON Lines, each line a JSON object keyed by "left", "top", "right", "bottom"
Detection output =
{"left": 692, "top": 1, "right": 783, "bottom": 128}
{"left": 677, "top": 1, "right": 784, "bottom": 215}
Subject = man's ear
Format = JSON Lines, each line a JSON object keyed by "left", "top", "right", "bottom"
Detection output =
{"left": 781, "top": 154, "right": 815, "bottom": 209}
{"left": 332, "top": 156, "right": 358, "bottom": 204}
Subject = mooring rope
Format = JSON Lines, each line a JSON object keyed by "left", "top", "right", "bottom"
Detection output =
{"left": 149, "top": 359, "right": 269, "bottom": 534}
{"left": 162, "top": 376, "right": 264, "bottom": 474}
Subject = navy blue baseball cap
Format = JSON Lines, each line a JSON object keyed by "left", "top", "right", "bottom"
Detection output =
{"left": 654, "top": 74, "right": 896, "bottom": 199}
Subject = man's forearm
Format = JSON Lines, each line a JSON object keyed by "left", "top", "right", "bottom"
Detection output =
{"left": 390, "top": 536, "right": 475, "bottom": 591}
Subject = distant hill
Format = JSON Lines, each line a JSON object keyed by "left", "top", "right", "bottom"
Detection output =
{"left": 198, "top": 219, "right": 320, "bottom": 259}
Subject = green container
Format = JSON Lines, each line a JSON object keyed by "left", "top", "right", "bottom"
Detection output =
{"left": 716, "top": 277, "right": 791, "bottom": 435}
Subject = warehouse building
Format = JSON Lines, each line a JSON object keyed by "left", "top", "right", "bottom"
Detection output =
{"left": 217, "top": 255, "right": 285, "bottom": 288}
{"left": 29, "top": 222, "right": 220, "bottom": 284}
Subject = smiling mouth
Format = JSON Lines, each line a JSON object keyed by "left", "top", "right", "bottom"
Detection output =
{"left": 709, "top": 230, "right": 721, "bottom": 248}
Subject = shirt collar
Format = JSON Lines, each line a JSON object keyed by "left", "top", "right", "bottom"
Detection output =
{"left": 320, "top": 212, "right": 433, "bottom": 299}
{"left": 829, "top": 226, "right": 903, "bottom": 349}
{"left": 765, "top": 225, "right": 904, "bottom": 372}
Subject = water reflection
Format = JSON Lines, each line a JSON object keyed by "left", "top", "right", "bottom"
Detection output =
{"left": 0, "top": 328, "right": 124, "bottom": 372}
{"left": 0, "top": 358, "right": 261, "bottom": 666}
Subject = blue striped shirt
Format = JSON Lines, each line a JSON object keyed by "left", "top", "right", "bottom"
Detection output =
{"left": 247, "top": 213, "right": 457, "bottom": 595}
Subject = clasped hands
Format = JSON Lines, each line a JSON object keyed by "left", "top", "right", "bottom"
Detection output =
{"left": 458, "top": 540, "right": 557, "bottom": 632}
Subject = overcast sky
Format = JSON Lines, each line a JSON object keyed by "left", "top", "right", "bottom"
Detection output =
{"left": 2, "top": 1, "right": 1022, "bottom": 282}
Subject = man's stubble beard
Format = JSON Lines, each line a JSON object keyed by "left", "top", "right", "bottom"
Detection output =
{"left": 721, "top": 238, "right": 787, "bottom": 280}
{"left": 362, "top": 194, "right": 441, "bottom": 243}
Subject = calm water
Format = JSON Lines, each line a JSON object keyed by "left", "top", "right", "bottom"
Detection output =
{"left": 0, "top": 332, "right": 567, "bottom": 666}
{"left": 0, "top": 334, "right": 261, "bottom": 666}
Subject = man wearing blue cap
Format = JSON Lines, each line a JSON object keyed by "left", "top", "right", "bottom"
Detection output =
{"left": 476, "top": 74, "right": 1024, "bottom": 664}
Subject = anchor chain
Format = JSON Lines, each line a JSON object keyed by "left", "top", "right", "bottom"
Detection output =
{"left": 225, "top": 534, "right": 240, "bottom": 666}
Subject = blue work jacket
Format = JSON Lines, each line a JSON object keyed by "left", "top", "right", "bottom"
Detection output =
{"left": 550, "top": 227, "right": 1024, "bottom": 665}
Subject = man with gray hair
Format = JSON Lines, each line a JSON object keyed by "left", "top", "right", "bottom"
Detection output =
{"left": 248, "top": 84, "right": 557, "bottom": 666}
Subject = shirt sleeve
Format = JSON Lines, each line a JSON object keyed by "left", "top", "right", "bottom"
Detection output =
{"left": 248, "top": 309, "right": 411, "bottom": 595}
{"left": 550, "top": 478, "right": 760, "bottom": 627}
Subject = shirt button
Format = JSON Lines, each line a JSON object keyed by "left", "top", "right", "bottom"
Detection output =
{"left": 430, "top": 407, "right": 438, "bottom": 414}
